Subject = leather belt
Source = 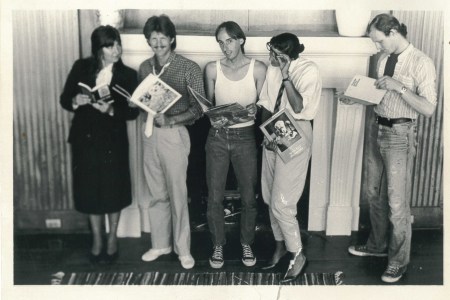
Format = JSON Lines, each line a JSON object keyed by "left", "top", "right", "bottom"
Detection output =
{"left": 376, "top": 116, "right": 413, "bottom": 127}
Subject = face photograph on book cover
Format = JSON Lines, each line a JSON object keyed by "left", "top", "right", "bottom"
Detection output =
{"left": 265, "top": 113, "right": 301, "bottom": 153}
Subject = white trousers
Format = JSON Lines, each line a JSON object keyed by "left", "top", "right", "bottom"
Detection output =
{"left": 261, "top": 120, "right": 312, "bottom": 253}
{"left": 142, "top": 126, "right": 192, "bottom": 256}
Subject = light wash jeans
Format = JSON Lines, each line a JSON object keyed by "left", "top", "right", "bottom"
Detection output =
{"left": 366, "top": 121, "right": 417, "bottom": 267}
{"left": 205, "top": 126, "right": 258, "bottom": 246}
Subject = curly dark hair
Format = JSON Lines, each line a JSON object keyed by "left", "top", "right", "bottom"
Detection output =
{"left": 269, "top": 33, "right": 305, "bottom": 60}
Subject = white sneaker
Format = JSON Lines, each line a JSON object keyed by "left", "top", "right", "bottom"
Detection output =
{"left": 141, "top": 246, "right": 172, "bottom": 262}
{"left": 179, "top": 254, "right": 195, "bottom": 269}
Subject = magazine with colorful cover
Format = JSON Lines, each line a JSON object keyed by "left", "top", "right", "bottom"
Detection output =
{"left": 259, "top": 109, "right": 309, "bottom": 163}
{"left": 343, "top": 74, "right": 387, "bottom": 105}
{"left": 187, "top": 85, "right": 254, "bottom": 127}
{"left": 130, "top": 73, "right": 182, "bottom": 115}
{"left": 78, "top": 82, "right": 114, "bottom": 104}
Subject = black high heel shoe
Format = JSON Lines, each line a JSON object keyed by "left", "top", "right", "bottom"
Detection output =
{"left": 280, "top": 251, "right": 307, "bottom": 284}
{"left": 104, "top": 251, "right": 119, "bottom": 264}
{"left": 89, "top": 252, "right": 103, "bottom": 264}
{"left": 261, "top": 250, "right": 288, "bottom": 270}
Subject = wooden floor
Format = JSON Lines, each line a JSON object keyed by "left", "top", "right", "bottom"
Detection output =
{"left": 14, "top": 221, "right": 443, "bottom": 286}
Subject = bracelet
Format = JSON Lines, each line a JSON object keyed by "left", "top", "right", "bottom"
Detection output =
{"left": 282, "top": 76, "right": 290, "bottom": 82}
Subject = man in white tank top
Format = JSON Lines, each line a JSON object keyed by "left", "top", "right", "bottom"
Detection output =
{"left": 204, "top": 21, "right": 266, "bottom": 269}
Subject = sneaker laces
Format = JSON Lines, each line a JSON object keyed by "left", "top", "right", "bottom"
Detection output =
{"left": 355, "top": 245, "right": 368, "bottom": 251}
{"left": 212, "top": 246, "right": 223, "bottom": 260}
{"left": 385, "top": 265, "right": 400, "bottom": 275}
{"left": 242, "top": 244, "right": 254, "bottom": 259}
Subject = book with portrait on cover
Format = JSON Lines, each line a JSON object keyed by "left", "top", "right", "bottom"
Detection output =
{"left": 259, "top": 109, "right": 309, "bottom": 163}
{"left": 343, "top": 74, "right": 387, "bottom": 105}
{"left": 187, "top": 85, "right": 254, "bottom": 127}
{"left": 130, "top": 73, "right": 181, "bottom": 115}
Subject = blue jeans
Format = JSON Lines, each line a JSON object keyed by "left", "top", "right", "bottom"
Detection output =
{"left": 366, "top": 121, "right": 417, "bottom": 267}
{"left": 206, "top": 126, "right": 258, "bottom": 246}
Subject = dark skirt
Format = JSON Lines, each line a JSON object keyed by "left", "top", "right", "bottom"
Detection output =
{"left": 71, "top": 140, "right": 132, "bottom": 214}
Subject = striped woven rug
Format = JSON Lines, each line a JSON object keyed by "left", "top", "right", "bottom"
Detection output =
{"left": 52, "top": 271, "right": 344, "bottom": 285}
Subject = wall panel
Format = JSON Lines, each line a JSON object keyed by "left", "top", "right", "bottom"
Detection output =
{"left": 394, "top": 11, "right": 444, "bottom": 210}
{"left": 13, "top": 10, "right": 79, "bottom": 214}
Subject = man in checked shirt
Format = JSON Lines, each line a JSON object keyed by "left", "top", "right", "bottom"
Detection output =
{"left": 346, "top": 13, "right": 437, "bottom": 283}
{"left": 138, "top": 14, "right": 204, "bottom": 270}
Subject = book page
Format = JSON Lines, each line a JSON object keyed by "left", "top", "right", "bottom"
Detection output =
{"left": 78, "top": 82, "right": 112, "bottom": 103}
{"left": 130, "top": 74, "right": 181, "bottom": 114}
{"left": 187, "top": 85, "right": 212, "bottom": 112}
{"left": 344, "top": 74, "right": 387, "bottom": 105}
{"left": 206, "top": 103, "right": 253, "bottom": 127}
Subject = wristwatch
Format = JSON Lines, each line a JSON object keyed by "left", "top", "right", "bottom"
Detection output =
{"left": 282, "top": 76, "right": 291, "bottom": 82}
{"left": 399, "top": 86, "right": 408, "bottom": 95}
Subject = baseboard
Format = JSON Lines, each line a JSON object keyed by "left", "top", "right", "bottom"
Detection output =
{"left": 358, "top": 205, "right": 443, "bottom": 230}
{"left": 411, "top": 207, "right": 443, "bottom": 229}
{"left": 14, "top": 206, "right": 442, "bottom": 235}
{"left": 14, "top": 210, "right": 89, "bottom": 233}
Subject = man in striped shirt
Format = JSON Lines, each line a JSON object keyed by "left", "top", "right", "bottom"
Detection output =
{"left": 347, "top": 14, "right": 437, "bottom": 283}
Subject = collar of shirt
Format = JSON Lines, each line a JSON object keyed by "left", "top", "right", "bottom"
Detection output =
{"left": 395, "top": 43, "right": 413, "bottom": 61}
{"left": 382, "top": 43, "right": 414, "bottom": 64}
{"left": 149, "top": 52, "right": 176, "bottom": 74}
{"left": 96, "top": 63, "right": 114, "bottom": 86}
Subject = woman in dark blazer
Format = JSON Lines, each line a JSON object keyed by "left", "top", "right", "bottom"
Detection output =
{"left": 60, "top": 25, "right": 139, "bottom": 263}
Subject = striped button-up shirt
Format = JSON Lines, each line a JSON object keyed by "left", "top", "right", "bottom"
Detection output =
{"left": 138, "top": 52, "right": 204, "bottom": 124}
{"left": 375, "top": 44, "right": 437, "bottom": 119}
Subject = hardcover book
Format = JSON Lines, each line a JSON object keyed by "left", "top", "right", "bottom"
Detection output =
{"left": 187, "top": 85, "right": 254, "bottom": 127}
{"left": 259, "top": 109, "right": 309, "bottom": 163}
{"left": 78, "top": 82, "right": 114, "bottom": 104}
{"left": 343, "top": 74, "right": 387, "bottom": 105}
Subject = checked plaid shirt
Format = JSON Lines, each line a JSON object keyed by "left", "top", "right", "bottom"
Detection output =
{"left": 138, "top": 52, "right": 205, "bottom": 125}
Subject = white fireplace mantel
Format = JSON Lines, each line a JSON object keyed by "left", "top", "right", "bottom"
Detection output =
{"left": 122, "top": 34, "right": 377, "bottom": 89}
{"left": 118, "top": 34, "right": 378, "bottom": 237}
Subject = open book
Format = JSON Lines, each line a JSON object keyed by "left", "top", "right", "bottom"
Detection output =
{"left": 342, "top": 74, "right": 387, "bottom": 105}
{"left": 260, "top": 109, "right": 309, "bottom": 163}
{"left": 78, "top": 82, "right": 114, "bottom": 104}
{"left": 130, "top": 73, "right": 181, "bottom": 115}
{"left": 130, "top": 74, "right": 182, "bottom": 137}
{"left": 187, "top": 86, "right": 254, "bottom": 127}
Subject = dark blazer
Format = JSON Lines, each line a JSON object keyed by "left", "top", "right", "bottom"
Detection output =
{"left": 60, "top": 57, "right": 139, "bottom": 214}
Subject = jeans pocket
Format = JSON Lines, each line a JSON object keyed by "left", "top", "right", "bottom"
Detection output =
{"left": 392, "top": 122, "right": 413, "bottom": 136}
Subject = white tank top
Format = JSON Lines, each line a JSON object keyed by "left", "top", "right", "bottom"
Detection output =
{"left": 215, "top": 59, "right": 257, "bottom": 128}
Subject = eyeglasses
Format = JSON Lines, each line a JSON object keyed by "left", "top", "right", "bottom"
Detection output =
{"left": 266, "top": 42, "right": 281, "bottom": 58}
